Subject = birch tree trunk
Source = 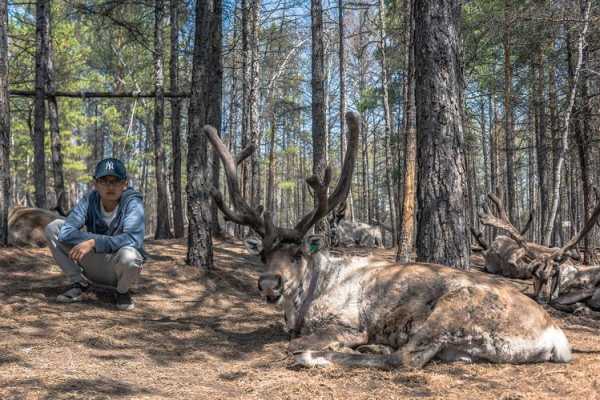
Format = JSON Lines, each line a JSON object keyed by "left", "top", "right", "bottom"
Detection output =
{"left": 543, "top": 0, "right": 591, "bottom": 245}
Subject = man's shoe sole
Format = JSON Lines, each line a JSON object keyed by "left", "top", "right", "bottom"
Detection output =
{"left": 116, "top": 303, "right": 135, "bottom": 311}
{"left": 56, "top": 294, "right": 82, "bottom": 303}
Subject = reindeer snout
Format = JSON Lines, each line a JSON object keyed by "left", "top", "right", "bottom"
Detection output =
{"left": 258, "top": 274, "right": 283, "bottom": 304}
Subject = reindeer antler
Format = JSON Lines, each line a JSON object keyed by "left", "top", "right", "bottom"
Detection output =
{"left": 203, "top": 125, "right": 266, "bottom": 237}
{"left": 477, "top": 189, "right": 537, "bottom": 259}
{"left": 205, "top": 111, "right": 361, "bottom": 252}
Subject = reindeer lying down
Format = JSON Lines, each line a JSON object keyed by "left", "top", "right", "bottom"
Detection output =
{"left": 474, "top": 190, "right": 600, "bottom": 312}
{"left": 205, "top": 113, "right": 571, "bottom": 369}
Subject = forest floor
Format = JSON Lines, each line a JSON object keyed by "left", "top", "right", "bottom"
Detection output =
{"left": 1, "top": 239, "right": 600, "bottom": 400}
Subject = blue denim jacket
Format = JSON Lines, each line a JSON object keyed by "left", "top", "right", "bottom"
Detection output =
{"left": 58, "top": 188, "right": 145, "bottom": 256}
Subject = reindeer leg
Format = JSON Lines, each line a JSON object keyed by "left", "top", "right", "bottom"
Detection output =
{"left": 288, "top": 329, "right": 368, "bottom": 354}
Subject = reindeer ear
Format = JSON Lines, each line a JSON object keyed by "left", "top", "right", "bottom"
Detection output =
{"left": 304, "top": 234, "right": 325, "bottom": 255}
{"left": 244, "top": 237, "right": 263, "bottom": 255}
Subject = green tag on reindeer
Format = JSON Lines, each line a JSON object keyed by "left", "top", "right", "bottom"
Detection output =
{"left": 309, "top": 243, "right": 319, "bottom": 253}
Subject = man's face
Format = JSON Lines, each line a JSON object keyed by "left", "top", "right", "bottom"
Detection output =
{"left": 94, "top": 176, "right": 127, "bottom": 202}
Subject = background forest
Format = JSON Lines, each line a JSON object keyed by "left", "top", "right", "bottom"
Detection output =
{"left": 0, "top": 0, "right": 599, "bottom": 267}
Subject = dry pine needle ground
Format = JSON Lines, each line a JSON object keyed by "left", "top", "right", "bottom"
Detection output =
{"left": 1, "top": 239, "right": 600, "bottom": 399}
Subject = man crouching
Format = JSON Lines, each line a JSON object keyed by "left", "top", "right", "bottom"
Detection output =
{"left": 44, "top": 158, "right": 145, "bottom": 310}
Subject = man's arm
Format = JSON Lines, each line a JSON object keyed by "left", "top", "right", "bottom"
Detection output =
{"left": 93, "top": 198, "right": 145, "bottom": 253}
{"left": 58, "top": 195, "right": 100, "bottom": 245}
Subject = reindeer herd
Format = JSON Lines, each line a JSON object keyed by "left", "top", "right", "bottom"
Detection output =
{"left": 5, "top": 111, "right": 600, "bottom": 369}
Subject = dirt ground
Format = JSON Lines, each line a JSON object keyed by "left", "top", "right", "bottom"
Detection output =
{"left": 1, "top": 240, "right": 600, "bottom": 400}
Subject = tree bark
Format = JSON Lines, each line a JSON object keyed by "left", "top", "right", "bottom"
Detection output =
{"left": 338, "top": 0, "right": 346, "bottom": 161}
{"left": 377, "top": 0, "right": 396, "bottom": 242}
{"left": 45, "top": 6, "right": 67, "bottom": 212}
{"left": 0, "top": 0, "right": 10, "bottom": 245}
{"left": 209, "top": 0, "right": 224, "bottom": 237}
{"left": 170, "top": 0, "right": 185, "bottom": 238}
{"left": 311, "top": 0, "right": 329, "bottom": 235}
{"left": 397, "top": 0, "right": 416, "bottom": 262}
{"left": 535, "top": 45, "right": 548, "bottom": 243}
{"left": 187, "top": 0, "right": 222, "bottom": 268}
{"left": 543, "top": 0, "right": 591, "bottom": 246}
{"left": 503, "top": 0, "right": 517, "bottom": 225}
{"left": 414, "top": 0, "right": 469, "bottom": 269}
{"left": 153, "top": 0, "right": 173, "bottom": 239}
{"left": 33, "top": 0, "right": 49, "bottom": 208}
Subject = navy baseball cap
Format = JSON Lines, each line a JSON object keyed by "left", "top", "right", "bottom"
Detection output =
{"left": 94, "top": 158, "right": 127, "bottom": 181}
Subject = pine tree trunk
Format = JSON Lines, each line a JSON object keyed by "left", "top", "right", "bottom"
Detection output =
{"left": 414, "top": 0, "right": 469, "bottom": 269}
{"left": 0, "top": 0, "right": 10, "bottom": 245}
{"left": 33, "top": 0, "right": 48, "bottom": 208}
{"left": 311, "top": 0, "right": 329, "bottom": 235}
{"left": 45, "top": 8, "right": 67, "bottom": 212}
{"left": 153, "top": 0, "right": 173, "bottom": 239}
{"left": 266, "top": 109, "right": 276, "bottom": 213}
{"left": 535, "top": 46, "right": 549, "bottom": 243}
{"left": 338, "top": 0, "right": 346, "bottom": 161}
{"left": 397, "top": 0, "right": 416, "bottom": 262}
{"left": 170, "top": 0, "right": 185, "bottom": 238}
{"left": 209, "top": 0, "right": 224, "bottom": 237}
{"left": 187, "top": 0, "right": 222, "bottom": 268}
{"left": 377, "top": 0, "right": 396, "bottom": 242}
{"left": 503, "top": 0, "right": 517, "bottom": 225}
{"left": 248, "top": 0, "right": 261, "bottom": 207}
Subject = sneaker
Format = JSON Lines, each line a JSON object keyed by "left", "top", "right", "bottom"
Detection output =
{"left": 56, "top": 282, "right": 88, "bottom": 303}
{"left": 115, "top": 291, "right": 135, "bottom": 310}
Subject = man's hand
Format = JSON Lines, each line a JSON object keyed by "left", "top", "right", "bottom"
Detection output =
{"left": 69, "top": 239, "right": 96, "bottom": 263}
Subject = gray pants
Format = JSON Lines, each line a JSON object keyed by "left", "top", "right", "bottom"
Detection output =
{"left": 44, "top": 219, "right": 143, "bottom": 294}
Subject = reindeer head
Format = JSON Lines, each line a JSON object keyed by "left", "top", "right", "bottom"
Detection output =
{"left": 205, "top": 112, "right": 360, "bottom": 304}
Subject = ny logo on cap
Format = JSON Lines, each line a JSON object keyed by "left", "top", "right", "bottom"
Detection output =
{"left": 106, "top": 161, "right": 114, "bottom": 171}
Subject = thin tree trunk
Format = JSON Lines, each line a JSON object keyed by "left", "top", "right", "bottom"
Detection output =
{"left": 153, "top": 0, "right": 173, "bottom": 239}
{"left": 266, "top": 109, "right": 276, "bottom": 213}
{"left": 0, "top": 0, "right": 10, "bottom": 245}
{"left": 209, "top": 0, "right": 224, "bottom": 237}
{"left": 33, "top": 0, "right": 49, "bottom": 208}
{"left": 414, "top": 0, "right": 469, "bottom": 269}
{"left": 503, "top": 0, "right": 516, "bottom": 224}
{"left": 397, "top": 0, "right": 416, "bottom": 262}
{"left": 377, "top": 0, "right": 396, "bottom": 242}
{"left": 543, "top": 0, "right": 591, "bottom": 245}
{"left": 338, "top": 0, "right": 346, "bottom": 161}
{"left": 170, "top": 0, "right": 185, "bottom": 238}
{"left": 311, "top": 0, "right": 329, "bottom": 235}
{"left": 45, "top": 7, "right": 67, "bottom": 212}
{"left": 248, "top": 0, "right": 261, "bottom": 207}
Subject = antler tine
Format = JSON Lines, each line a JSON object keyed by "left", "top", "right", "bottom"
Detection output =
{"left": 553, "top": 200, "right": 600, "bottom": 260}
{"left": 236, "top": 144, "right": 256, "bottom": 165}
{"left": 203, "top": 125, "right": 266, "bottom": 237}
{"left": 290, "top": 112, "right": 361, "bottom": 239}
{"left": 478, "top": 192, "right": 536, "bottom": 259}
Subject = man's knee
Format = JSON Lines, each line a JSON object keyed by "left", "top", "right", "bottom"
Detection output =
{"left": 116, "top": 247, "right": 143, "bottom": 269}
{"left": 44, "top": 219, "right": 64, "bottom": 241}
